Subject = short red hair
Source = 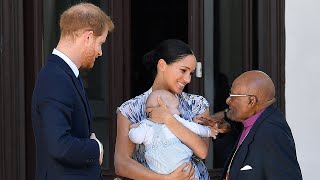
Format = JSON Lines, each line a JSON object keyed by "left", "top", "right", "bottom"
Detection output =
{"left": 59, "top": 3, "right": 114, "bottom": 38}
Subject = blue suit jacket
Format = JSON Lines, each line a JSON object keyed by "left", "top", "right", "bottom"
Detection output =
{"left": 32, "top": 54, "right": 102, "bottom": 180}
{"left": 222, "top": 106, "right": 302, "bottom": 180}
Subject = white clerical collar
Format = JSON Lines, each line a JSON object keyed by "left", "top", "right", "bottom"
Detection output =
{"left": 52, "top": 48, "right": 79, "bottom": 77}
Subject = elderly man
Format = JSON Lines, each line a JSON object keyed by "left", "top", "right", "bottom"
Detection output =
{"left": 198, "top": 70, "right": 302, "bottom": 180}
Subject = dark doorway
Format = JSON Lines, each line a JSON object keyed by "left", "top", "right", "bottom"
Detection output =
{"left": 131, "top": 0, "right": 188, "bottom": 97}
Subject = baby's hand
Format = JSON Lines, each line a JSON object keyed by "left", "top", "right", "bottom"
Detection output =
{"left": 130, "top": 122, "right": 141, "bottom": 129}
{"left": 209, "top": 127, "right": 219, "bottom": 139}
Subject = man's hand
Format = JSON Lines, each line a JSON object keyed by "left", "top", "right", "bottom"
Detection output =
{"left": 90, "top": 133, "right": 104, "bottom": 165}
{"left": 196, "top": 116, "right": 231, "bottom": 134}
{"left": 166, "top": 162, "right": 195, "bottom": 180}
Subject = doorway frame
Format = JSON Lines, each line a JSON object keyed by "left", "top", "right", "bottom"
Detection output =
{"left": 2, "top": 0, "right": 286, "bottom": 179}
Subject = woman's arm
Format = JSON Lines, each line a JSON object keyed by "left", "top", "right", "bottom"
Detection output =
{"left": 166, "top": 110, "right": 210, "bottom": 159}
{"left": 146, "top": 97, "right": 210, "bottom": 159}
{"left": 114, "top": 112, "right": 194, "bottom": 180}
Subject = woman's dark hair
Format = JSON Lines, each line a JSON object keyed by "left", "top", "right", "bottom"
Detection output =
{"left": 143, "top": 39, "right": 194, "bottom": 79}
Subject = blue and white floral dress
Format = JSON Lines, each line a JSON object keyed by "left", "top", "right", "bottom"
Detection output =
{"left": 117, "top": 88, "right": 210, "bottom": 180}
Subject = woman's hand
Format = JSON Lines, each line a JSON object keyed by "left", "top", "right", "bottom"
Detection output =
{"left": 166, "top": 162, "right": 195, "bottom": 180}
{"left": 145, "top": 96, "right": 172, "bottom": 124}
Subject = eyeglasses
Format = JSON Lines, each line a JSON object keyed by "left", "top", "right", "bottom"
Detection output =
{"left": 229, "top": 93, "right": 259, "bottom": 102}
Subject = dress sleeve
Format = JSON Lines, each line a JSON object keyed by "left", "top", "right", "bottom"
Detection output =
{"left": 192, "top": 95, "right": 209, "bottom": 115}
{"left": 178, "top": 93, "right": 210, "bottom": 121}
{"left": 117, "top": 94, "right": 148, "bottom": 123}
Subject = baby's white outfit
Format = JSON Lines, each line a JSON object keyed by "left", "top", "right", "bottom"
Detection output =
{"left": 129, "top": 114, "right": 211, "bottom": 177}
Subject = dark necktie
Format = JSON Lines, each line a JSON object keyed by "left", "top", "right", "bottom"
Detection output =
{"left": 78, "top": 75, "right": 85, "bottom": 93}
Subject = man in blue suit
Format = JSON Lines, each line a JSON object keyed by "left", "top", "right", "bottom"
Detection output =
{"left": 31, "top": 3, "right": 114, "bottom": 180}
{"left": 198, "top": 70, "right": 302, "bottom": 180}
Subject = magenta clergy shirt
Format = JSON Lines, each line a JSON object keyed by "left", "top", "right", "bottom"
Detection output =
{"left": 237, "top": 109, "right": 265, "bottom": 148}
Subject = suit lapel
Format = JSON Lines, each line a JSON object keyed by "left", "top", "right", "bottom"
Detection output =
{"left": 222, "top": 123, "right": 243, "bottom": 178}
{"left": 72, "top": 76, "right": 92, "bottom": 130}
{"left": 230, "top": 106, "right": 277, "bottom": 179}
{"left": 229, "top": 144, "right": 248, "bottom": 179}
{"left": 49, "top": 55, "right": 92, "bottom": 131}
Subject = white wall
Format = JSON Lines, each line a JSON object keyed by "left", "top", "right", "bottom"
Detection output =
{"left": 286, "top": 1, "right": 320, "bottom": 179}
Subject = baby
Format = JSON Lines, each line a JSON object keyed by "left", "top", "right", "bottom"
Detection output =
{"left": 128, "top": 89, "right": 217, "bottom": 178}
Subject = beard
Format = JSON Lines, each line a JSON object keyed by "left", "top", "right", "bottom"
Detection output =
{"left": 81, "top": 47, "right": 96, "bottom": 69}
